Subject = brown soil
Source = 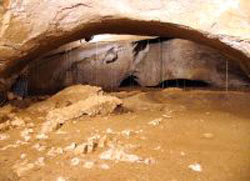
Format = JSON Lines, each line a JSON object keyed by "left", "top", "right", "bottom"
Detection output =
{"left": 0, "top": 87, "right": 250, "bottom": 181}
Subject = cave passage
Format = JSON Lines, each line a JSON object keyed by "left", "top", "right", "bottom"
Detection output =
{"left": 119, "top": 75, "right": 140, "bottom": 87}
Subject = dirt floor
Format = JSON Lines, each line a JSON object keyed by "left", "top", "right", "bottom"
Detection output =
{"left": 0, "top": 87, "right": 250, "bottom": 181}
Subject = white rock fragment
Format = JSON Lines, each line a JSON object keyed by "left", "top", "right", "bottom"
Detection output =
{"left": 100, "top": 163, "right": 110, "bottom": 170}
{"left": 100, "top": 147, "right": 142, "bottom": 163}
{"left": 56, "top": 130, "right": 68, "bottom": 135}
{"left": 32, "top": 143, "right": 46, "bottom": 152}
{"left": 83, "top": 161, "right": 95, "bottom": 169}
{"left": 20, "top": 128, "right": 33, "bottom": 142}
{"left": 64, "top": 142, "right": 77, "bottom": 152}
{"left": 188, "top": 163, "right": 202, "bottom": 172}
{"left": 98, "top": 135, "right": 108, "bottom": 148}
{"left": 121, "top": 129, "right": 133, "bottom": 138}
{"left": 41, "top": 95, "right": 122, "bottom": 133}
{"left": 47, "top": 147, "right": 64, "bottom": 157}
{"left": 162, "top": 114, "right": 172, "bottom": 119}
{"left": 57, "top": 177, "right": 67, "bottom": 181}
{"left": 148, "top": 118, "right": 163, "bottom": 126}
{"left": 71, "top": 157, "right": 80, "bottom": 166}
{"left": 36, "top": 133, "right": 48, "bottom": 140}
{"left": 35, "top": 157, "right": 45, "bottom": 166}
{"left": 20, "top": 153, "right": 27, "bottom": 159}
{"left": 0, "top": 133, "right": 9, "bottom": 141}
{"left": 106, "top": 128, "right": 114, "bottom": 134}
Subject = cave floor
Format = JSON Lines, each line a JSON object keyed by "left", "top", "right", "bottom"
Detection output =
{"left": 0, "top": 87, "right": 250, "bottom": 181}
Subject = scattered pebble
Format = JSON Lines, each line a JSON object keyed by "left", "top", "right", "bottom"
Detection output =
{"left": 64, "top": 142, "right": 77, "bottom": 152}
{"left": 148, "top": 118, "right": 163, "bottom": 126}
{"left": 188, "top": 163, "right": 202, "bottom": 172}
{"left": 0, "top": 133, "right": 9, "bottom": 141}
{"left": 36, "top": 133, "right": 48, "bottom": 140}
{"left": 121, "top": 129, "right": 133, "bottom": 138}
{"left": 100, "top": 163, "right": 110, "bottom": 170}
{"left": 47, "top": 147, "right": 64, "bottom": 157}
{"left": 106, "top": 128, "right": 114, "bottom": 134}
{"left": 83, "top": 161, "right": 95, "bottom": 169}
{"left": 162, "top": 114, "right": 172, "bottom": 119}
{"left": 56, "top": 130, "right": 68, "bottom": 135}
{"left": 20, "top": 153, "right": 27, "bottom": 159}
{"left": 71, "top": 157, "right": 80, "bottom": 166}
{"left": 33, "top": 143, "right": 46, "bottom": 152}
{"left": 35, "top": 157, "right": 45, "bottom": 166}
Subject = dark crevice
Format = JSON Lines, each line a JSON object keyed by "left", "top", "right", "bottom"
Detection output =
{"left": 156, "top": 79, "right": 210, "bottom": 88}
{"left": 120, "top": 75, "right": 140, "bottom": 87}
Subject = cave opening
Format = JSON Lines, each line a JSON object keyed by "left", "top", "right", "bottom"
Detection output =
{"left": 119, "top": 75, "right": 140, "bottom": 88}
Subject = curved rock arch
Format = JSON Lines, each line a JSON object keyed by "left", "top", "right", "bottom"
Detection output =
{"left": 0, "top": 0, "right": 250, "bottom": 90}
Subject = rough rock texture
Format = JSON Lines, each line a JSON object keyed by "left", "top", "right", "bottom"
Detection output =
{"left": 24, "top": 38, "right": 249, "bottom": 93}
{"left": 0, "top": 0, "right": 250, "bottom": 91}
{"left": 42, "top": 94, "right": 122, "bottom": 133}
{"left": 27, "top": 85, "right": 103, "bottom": 113}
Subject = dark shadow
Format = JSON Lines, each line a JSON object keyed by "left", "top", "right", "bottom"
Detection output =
{"left": 120, "top": 75, "right": 140, "bottom": 87}
{"left": 156, "top": 79, "right": 210, "bottom": 88}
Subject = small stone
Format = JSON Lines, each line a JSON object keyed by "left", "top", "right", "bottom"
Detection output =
{"left": 35, "top": 157, "right": 45, "bottom": 166}
{"left": 162, "top": 114, "right": 172, "bottom": 119}
{"left": 64, "top": 142, "right": 77, "bottom": 152}
{"left": 71, "top": 157, "right": 80, "bottom": 166}
{"left": 98, "top": 135, "right": 107, "bottom": 148}
{"left": 20, "top": 153, "right": 27, "bottom": 159}
{"left": 202, "top": 133, "right": 214, "bottom": 139}
{"left": 83, "top": 161, "right": 95, "bottom": 169}
{"left": 36, "top": 133, "right": 48, "bottom": 140}
{"left": 121, "top": 129, "right": 133, "bottom": 138}
{"left": 47, "top": 147, "right": 64, "bottom": 157}
{"left": 0, "top": 133, "right": 9, "bottom": 141}
{"left": 100, "top": 163, "right": 110, "bottom": 170}
{"left": 148, "top": 118, "right": 163, "bottom": 126}
{"left": 180, "top": 151, "right": 186, "bottom": 156}
{"left": 106, "top": 128, "right": 114, "bottom": 134}
{"left": 188, "top": 163, "right": 202, "bottom": 172}
{"left": 32, "top": 143, "right": 46, "bottom": 152}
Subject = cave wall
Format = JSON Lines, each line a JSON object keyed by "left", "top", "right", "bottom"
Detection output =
{"left": 22, "top": 38, "right": 249, "bottom": 94}
{"left": 0, "top": 0, "right": 250, "bottom": 91}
